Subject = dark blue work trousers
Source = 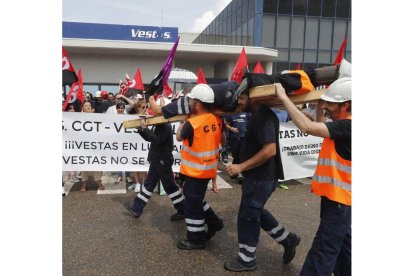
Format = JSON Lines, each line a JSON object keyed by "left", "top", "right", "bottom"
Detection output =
{"left": 229, "top": 138, "right": 242, "bottom": 164}
{"left": 237, "top": 178, "right": 290, "bottom": 266}
{"left": 133, "top": 160, "right": 184, "bottom": 214}
{"left": 183, "top": 176, "right": 221, "bottom": 245}
{"left": 301, "top": 196, "right": 351, "bottom": 276}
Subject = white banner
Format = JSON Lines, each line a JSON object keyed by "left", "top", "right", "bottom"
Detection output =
{"left": 279, "top": 122, "right": 323, "bottom": 181}
{"left": 62, "top": 113, "right": 322, "bottom": 181}
{"left": 62, "top": 112, "right": 183, "bottom": 171}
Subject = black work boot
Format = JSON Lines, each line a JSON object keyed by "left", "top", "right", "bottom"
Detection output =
{"left": 205, "top": 219, "right": 224, "bottom": 240}
{"left": 224, "top": 257, "right": 257, "bottom": 272}
{"left": 123, "top": 202, "right": 142, "bottom": 218}
{"left": 281, "top": 233, "right": 301, "bottom": 264}
{"left": 170, "top": 211, "right": 185, "bottom": 221}
{"left": 177, "top": 239, "right": 206, "bottom": 250}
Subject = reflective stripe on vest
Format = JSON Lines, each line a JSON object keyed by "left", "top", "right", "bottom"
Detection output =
{"left": 311, "top": 137, "right": 352, "bottom": 206}
{"left": 180, "top": 113, "right": 222, "bottom": 179}
{"left": 181, "top": 159, "right": 218, "bottom": 171}
{"left": 182, "top": 145, "right": 220, "bottom": 158}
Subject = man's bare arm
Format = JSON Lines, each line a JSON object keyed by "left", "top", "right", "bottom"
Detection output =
{"left": 274, "top": 83, "right": 330, "bottom": 138}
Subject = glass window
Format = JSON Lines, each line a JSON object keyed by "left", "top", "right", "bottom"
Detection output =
{"left": 262, "top": 14, "right": 276, "bottom": 47}
{"left": 100, "top": 85, "right": 119, "bottom": 94}
{"left": 232, "top": 33, "right": 237, "bottom": 45}
{"left": 242, "top": 22, "right": 248, "bottom": 45}
{"left": 236, "top": 26, "right": 242, "bottom": 45}
{"left": 277, "top": 49, "right": 289, "bottom": 61}
{"left": 307, "top": 0, "right": 321, "bottom": 16}
{"left": 237, "top": 6, "right": 242, "bottom": 28}
{"left": 333, "top": 19, "right": 347, "bottom": 49}
{"left": 293, "top": 0, "right": 307, "bottom": 15}
{"left": 242, "top": 0, "right": 248, "bottom": 23}
{"left": 290, "top": 49, "right": 303, "bottom": 62}
{"left": 276, "top": 16, "right": 290, "bottom": 48}
{"left": 318, "top": 50, "right": 331, "bottom": 63}
{"left": 278, "top": 0, "right": 293, "bottom": 14}
{"left": 336, "top": 0, "right": 350, "bottom": 18}
{"left": 232, "top": 11, "right": 237, "bottom": 32}
{"left": 83, "top": 85, "right": 99, "bottom": 96}
{"left": 275, "top": 61, "right": 290, "bottom": 72}
{"left": 248, "top": 0, "right": 255, "bottom": 18}
{"left": 291, "top": 17, "right": 305, "bottom": 48}
{"left": 303, "top": 62, "right": 317, "bottom": 70}
{"left": 322, "top": 0, "right": 335, "bottom": 17}
{"left": 305, "top": 18, "right": 318, "bottom": 49}
{"left": 344, "top": 51, "right": 351, "bottom": 62}
{"left": 264, "top": 0, "right": 278, "bottom": 13}
{"left": 247, "top": 17, "right": 254, "bottom": 45}
{"left": 346, "top": 20, "right": 351, "bottom": 51}
{"left": 317, "top": 63, "right": 331, "bottom": 69}
{"left": 304, "top": 49, "right": 317, "bottom": 62}
{"left": 318, "top": 18, "right": 333, "bottom": 50}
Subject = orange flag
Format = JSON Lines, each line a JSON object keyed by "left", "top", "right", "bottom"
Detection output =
{"left": 253, "top": 61, "right": 264, "bottom": 73}
{"left": 231, "top": 47, "right": 248, "bottom": 83}
{"left": 197, "top": 67, "right": 207, "bottom": 84}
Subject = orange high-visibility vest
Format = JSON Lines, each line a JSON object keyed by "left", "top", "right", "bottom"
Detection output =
{"left": 311, "top": 138, "right": 352, "bottom": 206}
{"left": 180, "top": 113, "right": 222, "bottom": 179}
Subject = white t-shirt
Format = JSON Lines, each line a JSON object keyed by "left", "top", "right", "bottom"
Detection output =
{"left": 105, "top": 104, "right": 133, "bottom": 114}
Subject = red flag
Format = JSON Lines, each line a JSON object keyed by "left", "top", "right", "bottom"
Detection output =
{"left": 253, "top": 61, "right": 264, "bottom": 73}
{"left": 62, "top": 82, "right": 78, "bottom": 111}
{"left": 62, "top": 47, "right": 78, "bottom": 86}
{"left": 124, "top": 68, "right": 145, "bottom": 98}
{"left": 76, "top": 69, "right": 85, "bottom": 104}
{"left": 333, "top": 38, "right": 347, "bottom": 65}
{"left": 62, "top": 69, "right": 84, "bottom": 111}
{"left": 197, "top": 67, "right": 207, "bottom": 84}
{"left": 295, "top": 63, "right": 301, "bottom": 70}
{"left": 119, "top": 78, "right": 128, "bottom": 95}
{"left": 162, "top": 83, "right": 173, "bottom": 98}
{"left": 125, "top": 74, "right": 133, "bottom": 88}
{"left": 133, "top": 68, "right": 145, "bottom": 90}
{"left": 231, "top": 47, "right": 249, "bottom": 83}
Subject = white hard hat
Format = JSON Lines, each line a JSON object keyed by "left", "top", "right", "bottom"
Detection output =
{"left": 187, "top": 84, "right": 214, "bottom": 103}
{"left": 339, "top": 59, "right": 352, "bottom": 78}
{"left": 321, "top": 77, "right": 351, "bottom": 103}
{"left": 95, "top": 91, "right": 101, "bottom": 98}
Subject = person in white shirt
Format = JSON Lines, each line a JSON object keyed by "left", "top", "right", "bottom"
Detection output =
{"left": 106, "top": 93, "right": 135, "bottom": 114}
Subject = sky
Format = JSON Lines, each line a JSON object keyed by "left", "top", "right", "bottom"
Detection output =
{"left": 62, "top": 0, "right": 232, "bottom": 34}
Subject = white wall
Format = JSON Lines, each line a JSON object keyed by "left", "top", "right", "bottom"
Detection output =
{"left": 69, "top": 53, "right": 166, "bottom": 84}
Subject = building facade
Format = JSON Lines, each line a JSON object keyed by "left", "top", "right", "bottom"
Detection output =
{"left": 193, "top": 0, "right": 351, "bottom": 72}
{"left": 63, "top": 22, "right": 278, "bottom": 96}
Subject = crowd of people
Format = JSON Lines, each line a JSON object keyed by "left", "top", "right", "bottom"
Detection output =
{"left": 63, "top": 63, "right": 352, "bottom": 275}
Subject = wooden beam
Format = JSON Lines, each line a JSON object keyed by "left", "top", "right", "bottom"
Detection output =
{"left": 123, "top": 115, "right": 187, "bottom": 129}
{"left": 123, "top": 85, "right": 326, "bottom": 128}
{"left": 250, "top": 85, "right": 326, "bottom": 107}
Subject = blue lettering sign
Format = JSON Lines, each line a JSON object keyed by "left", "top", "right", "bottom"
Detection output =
{"left": 63, "top": 22, "right": 178, "bottom": 43}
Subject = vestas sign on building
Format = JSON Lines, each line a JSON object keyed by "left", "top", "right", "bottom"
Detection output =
{"left": 63, "top": 22, "right": 178, "bottom": 43}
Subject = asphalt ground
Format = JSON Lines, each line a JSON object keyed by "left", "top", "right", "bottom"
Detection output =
{"left": 63, "top": 163, "right": 320, "bottom": 276}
